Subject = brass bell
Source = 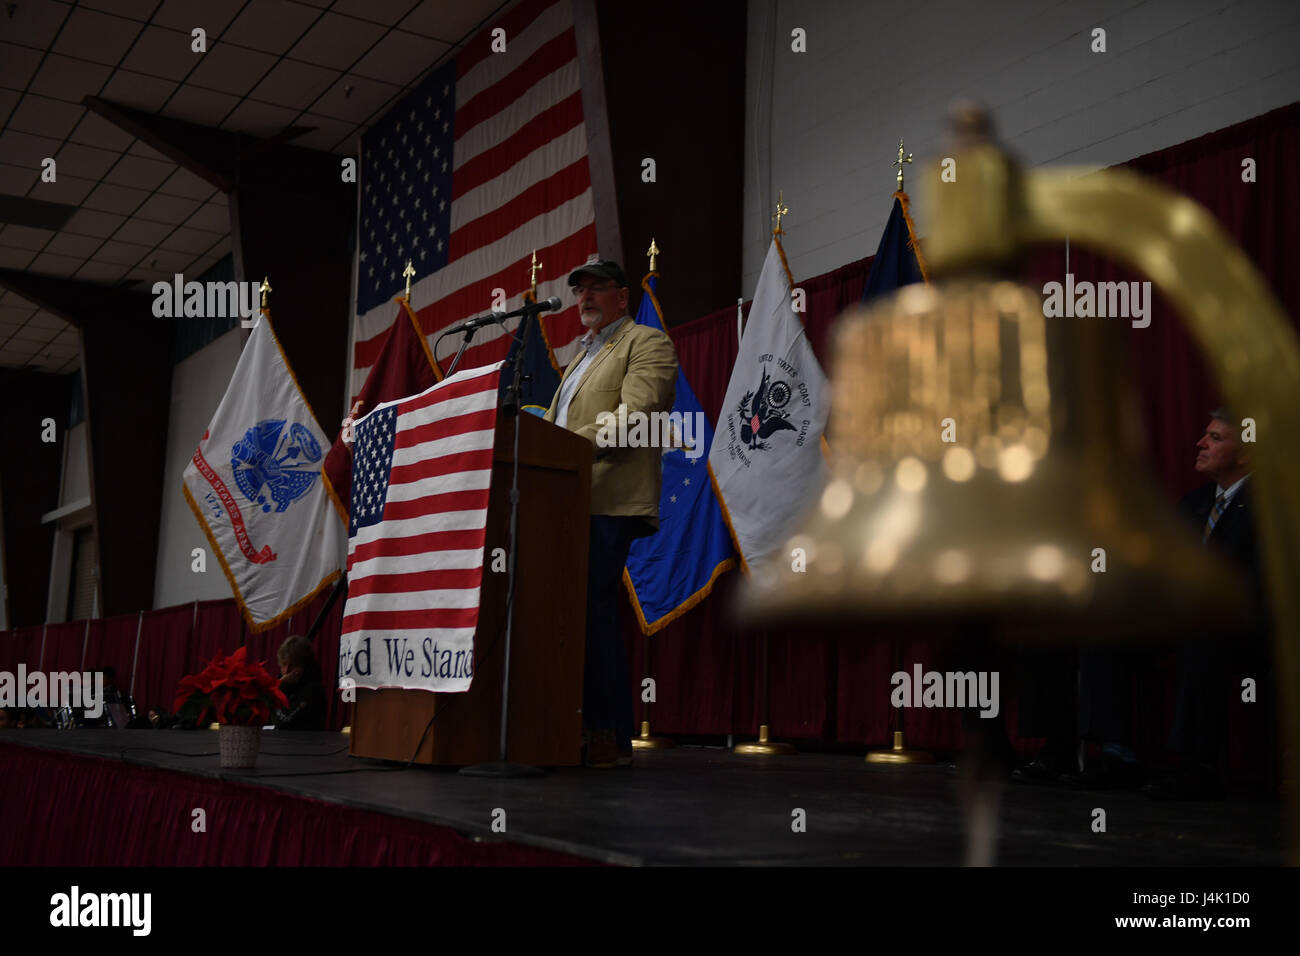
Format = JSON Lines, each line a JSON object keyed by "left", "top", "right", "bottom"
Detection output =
{"left": 744, "top": 276, "right": 1246, "bottom": 638}
{"left": 741, "top": 105, "right": 1248, "bottom": 640}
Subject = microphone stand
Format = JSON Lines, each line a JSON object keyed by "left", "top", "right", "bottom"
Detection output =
{"left": 461, "top": 302, "right": 543, "bottom": 778}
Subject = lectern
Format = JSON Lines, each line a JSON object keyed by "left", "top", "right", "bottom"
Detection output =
{"left": 349, "top": 412, "right": 592, "bottom": 766}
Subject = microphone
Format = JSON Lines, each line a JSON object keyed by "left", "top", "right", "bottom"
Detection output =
{"left": 441, "top": 313, "right": 505, "bottom": 336}
{"left": 491, "top": 296, "right": 563, "bottom": 322}
{"left": 440, "top": 297, "right": 563, "bottom": 336}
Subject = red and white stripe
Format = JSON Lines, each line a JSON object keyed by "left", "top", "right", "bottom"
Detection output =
{"left": 341, "top": 362, "right": 502, "bottom": 692}
{"left": 349, "top": 0, "right": 595, "bottom": 400}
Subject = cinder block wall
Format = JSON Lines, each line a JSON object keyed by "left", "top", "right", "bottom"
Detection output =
{"left": 743, "top": 0, "right": 1300, "bottom": 291}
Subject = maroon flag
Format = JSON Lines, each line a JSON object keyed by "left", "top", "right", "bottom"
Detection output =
{"left": 323, "top": 299, "right": 441, "bottom": 512}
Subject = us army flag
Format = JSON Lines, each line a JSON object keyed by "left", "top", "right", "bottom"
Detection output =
{"left": 709, "top": 238, "right": 830, "bottom": 576}
{"left": 183, "top": 315, "right": 347, "bottom": 632}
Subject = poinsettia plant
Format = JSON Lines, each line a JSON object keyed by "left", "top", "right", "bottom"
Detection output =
{"left": 174, "top": 647, "right": 288, "bottom": 727}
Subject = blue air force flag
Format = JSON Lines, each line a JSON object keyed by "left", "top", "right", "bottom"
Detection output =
{"left": 623, "top": 275, "right": 736, "bottom": 633}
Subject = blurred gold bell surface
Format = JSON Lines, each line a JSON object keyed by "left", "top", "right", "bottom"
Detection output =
{"left": 741, "top": 278, "right": 1247, "bottom": 640}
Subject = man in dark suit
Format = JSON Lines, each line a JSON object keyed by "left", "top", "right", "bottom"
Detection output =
{"left": 1144, "top": 409, "right": 1265, "bottom": 799}
{"left": 1016, "top": 409, "right": 1264, "bottom": 795}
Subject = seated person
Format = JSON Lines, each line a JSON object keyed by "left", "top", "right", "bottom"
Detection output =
{"left": 273, "top": 635, "right": 327, "bottom": 731}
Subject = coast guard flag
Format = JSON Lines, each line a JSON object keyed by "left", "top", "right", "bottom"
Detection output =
{"left": 709, "top": 239, "right": 830, "bottom": 575}
{"left": 623, "top": 275, "right": 736, "bottom": 633}
{"left": 349, "top": 0, "right": 598, "bottom": 402}
{"left": 339, "top": 362, "right": 504, "bottom": 694}
{"left": 182, "top": 315, "right": 346, "bottom": 632}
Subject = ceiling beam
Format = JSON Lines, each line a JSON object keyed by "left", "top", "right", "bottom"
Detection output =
{"left": 0, "top": 269, "right": 152, "bottom": 328}
{"left": 82, "top": 95, "right": 239, "bottom": 193}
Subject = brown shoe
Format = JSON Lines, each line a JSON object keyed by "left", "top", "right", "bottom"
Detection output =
{"left": 585, "top": 730, "right": 618, "bottom": 768}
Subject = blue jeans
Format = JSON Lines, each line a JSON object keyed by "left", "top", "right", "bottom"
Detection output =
{"left": 584, "top": 515, "right": 643, "bottom": 750}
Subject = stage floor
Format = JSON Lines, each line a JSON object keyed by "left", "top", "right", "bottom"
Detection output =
{"left": 3, "top": 730, "right": 1283, "bottom": 866}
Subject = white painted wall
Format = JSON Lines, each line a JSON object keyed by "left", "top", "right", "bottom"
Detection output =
{"left": 153, "top": 327, "right": 246, "bottom": 609}
{"left": 744, "top": 0, "right": 1300, "bottom": 291}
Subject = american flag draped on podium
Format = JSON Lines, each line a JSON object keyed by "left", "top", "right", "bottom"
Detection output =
{"left": 349, "top": 0, "right": 597, "bottom": 401}
{"left": 338, "top": 362, "right": 504, "bottom": 694}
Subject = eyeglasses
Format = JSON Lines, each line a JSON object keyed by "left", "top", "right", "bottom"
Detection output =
{"left": 572, "top": 282, "right": 614, "bottom": 297}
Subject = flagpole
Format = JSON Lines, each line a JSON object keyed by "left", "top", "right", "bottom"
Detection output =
{"left": 865, "top": 143, "right": 935, "bottom": 766}
{"left": 631, "top": 242, "right": 675, "bottom": 752}
{"left": 461, "top": 254, "right": 546, "bottom": 778}
{"left": 734, "top": 195, "right": 797, "bottom": 757}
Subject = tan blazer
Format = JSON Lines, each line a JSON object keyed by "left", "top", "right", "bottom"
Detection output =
{"left": 545, "top": 316, "right": 677, "bottom": 528}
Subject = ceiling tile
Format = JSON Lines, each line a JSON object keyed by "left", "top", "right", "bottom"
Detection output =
{"left": 313, "top": 73, "right": 401, "bottom": 123}
{"left": 290, "top": 0, "right": 332, "bottom": 7}
{"left": 52, "top": 325, "right": 79, "bottom": 347}
{"left": 0, "top": 224, "right": 56, "bottom": 250}
{"left": 0, "top": 42, "right": 44, "bottom": 92}
{"left": 74, "top": 259, "right": 128, "bottom": 282}
{"left": 164, "top": 225, "right": 222, "bottom": 254}
{"left": 82, "top": 181, "right": 151, "bottom": 215}
{"left": 222, "top": 98, "right": 300, "bottom": 137}
{"left": 121, "top": 26, "right": 203, "bottom": 82}
{"left": 80, "top": 0, "right": 157, "bottom": 20}
{"left": 186, "top": 42, "right": 278, "bottom": 96}
{"left": 330, "top": 0, "right": 421, "bottom": 27}
{"left": 292, "top": 113, "right": 356, "bottom": 153}
{"left": 103, "top": 154, "right": 174, "bottom": 191}
{"left": 92, "top": 238, "right": 150, "bottom": 266}
{"left": 45, "top": 232, "right": 104, "bottom": 258}
{"left": 8, "top": 94, "right": 85, "bottom": 140}
{"left": 351, "top": 30, "right": 450, "bottom": 86}
{"left": 28, "top": 53, "right": 113, "bottom": 103}
{"left": 0, "top": 88, "right": 18, "bottom": 121}
{"left": 52, "top": 7, "right": 144, "bottom": 67}
{"left": 59, "top": 355, "right": 82, "bottom": 372}
{"left": 4, "top": 2, "right": 72, "bottom": 50}
{"left": 63, "top": 208, "right": 126, "bottom": 238}
{"left": 112, "top": 217, "right": 173, "bottom": 247}
{"left": 136, "top": 192, "right": 202, "bottom": 224}
{"left": 0, "top": 130, "right": 61, "bottom": 167}
{"left": 99, "top": 69, "right": 179, "bottom": 112}
{"left": 152, "top": 0, "right": 245, "bottom": 38}
{"left": 186, "top": 202, "right": 229, "bottom": 233}
{"left": 26, "top": 311, "right": 70, "bottom": 331}
{"left": 207, "top": 236, "right": 232, "bottom": 258}
{"left": 6, "top": 324, "right": 58, "bottom": 345}
{"left": 28, "top": 250, "right": 85, "bottom": 277}
{"left": 223, "top": 1, "right": 323, "bottom": 55}
{"left": 68, "top": 110, "right": 136, "bottom": 152}
{"left": 54, "top": 141, "right": 121, "bottom": 180}
{"left": 26, "top": 171, "right": 97, "bottom": 206}
{"left": 399, "top": 1, "right": 500, "bottom": 43}
{"left": 162, "top": 84, "right": 240, "bottom": 126}
{"left": 0, "top": 304, "right": 37, "bottom": 323}
{"left": 288, "top": 12, "right": 386, "bottom": 71}
{"left": 142, "top": 247, "right": 198, "bottom": 274}
{"left": 157, "top": 167, "right": 218, "bottom": 200}
{"left": 0, "top": 290, "right": 37, "bottom": 307}
{"left": 0, "top": 161, "right": 37, "bottom": 193}
{"left": 250, "top": 58, "right": 340, "bottom": 109}
{"left": 127, "top": 141, "right": 170, "bottom": 162}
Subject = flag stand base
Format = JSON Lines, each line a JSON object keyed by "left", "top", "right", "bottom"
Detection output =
{"left": 734, "top": 724, "right": 796, "bottom": 755}
{"left": 866, "top": 730, "right": 934, "bottom": 764}
{"left": 631, "top": 720, "right": 675, "bottom": 750}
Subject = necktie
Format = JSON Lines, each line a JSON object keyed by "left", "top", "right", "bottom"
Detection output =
{"left": 1202, "top": 493, "right": 1227, "bottom": 542}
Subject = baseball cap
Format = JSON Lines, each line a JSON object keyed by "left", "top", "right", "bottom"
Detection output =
{"left": 568, "top": 260, "right": 629, "bottom": 289}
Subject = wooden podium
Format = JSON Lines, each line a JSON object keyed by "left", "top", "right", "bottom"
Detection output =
{"left": 349, "top": 411, "right": 591, "bottom": 766}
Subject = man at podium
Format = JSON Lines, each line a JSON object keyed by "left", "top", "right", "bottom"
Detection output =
{"left": 545, "top": 261, "right": 677, "bottom": 768}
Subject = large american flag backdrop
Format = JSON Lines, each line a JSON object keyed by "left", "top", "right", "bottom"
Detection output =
{"left": 349, "top": 0, "right": 596, "bottom": 400}
{"left": 339, "top": 362, "right": 503, "bottom": 693}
